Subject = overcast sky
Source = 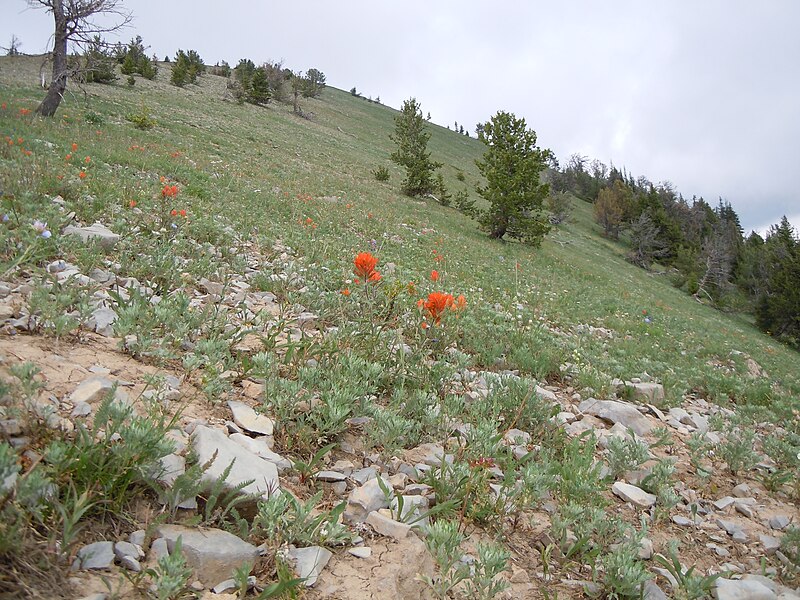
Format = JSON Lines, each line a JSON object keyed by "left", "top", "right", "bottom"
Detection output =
{"left": 4, "top": 0, "right": 799, "bottom": 234}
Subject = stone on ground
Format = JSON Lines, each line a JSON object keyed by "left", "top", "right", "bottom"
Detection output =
{"left": 612, "top": 481, "right": 657, "bottom": 507}
{"left": 154, "top": 524, "right": 258, "bottom": 586}
{"left": 227, "top": 400, "right": 274, "bottom": 435}
{"left": 579, "top": 399, "right": 653, "bottom": 436}
{"left": 288, "top": 545, "right": 333, "bottom": 587}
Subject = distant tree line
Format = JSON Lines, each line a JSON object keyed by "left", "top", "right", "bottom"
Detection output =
{"left": 552, "top": 155, "right": 800, "bottom": 348}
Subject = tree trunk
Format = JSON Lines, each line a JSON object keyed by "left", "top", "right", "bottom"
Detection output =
{"left": 489, "top": 224, "right": 507, "bottom": 239}
{"left": 37, "top": 2, "right": 68, "bottom": 117}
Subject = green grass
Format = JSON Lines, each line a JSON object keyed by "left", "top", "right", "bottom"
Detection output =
{"left": 1, "top": 55, "right": 797, "bottom": 414}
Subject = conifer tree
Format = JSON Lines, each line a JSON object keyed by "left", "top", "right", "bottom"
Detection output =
{"left": 475, "top": 111, "right": 552, "bottom": 245}
{"left": 390, "top": 98, "right": 441, "bottom": 197}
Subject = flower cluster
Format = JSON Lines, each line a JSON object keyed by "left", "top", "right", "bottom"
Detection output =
{"left": 170, "top": 209, "right": 187, "bottom": 218}
{"left": 353, "top": 252, "right": 381, "bottom": 283}
{"left": 418, "top": 291, "right": 466, "bottom": 328}
{"left": 161, "top": 184, "right": 179, "bottom": 198}
{"left": 32, "top": 220, "right": 51, "bottom": 239}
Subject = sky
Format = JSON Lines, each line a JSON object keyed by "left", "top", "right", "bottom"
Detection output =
{"left": 3, "top": 0, "right": 799, "bottom": 234}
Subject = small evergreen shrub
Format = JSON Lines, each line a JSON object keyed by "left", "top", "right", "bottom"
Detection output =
{"left": 373, "top": 166, "right": 390, "bottom": 182}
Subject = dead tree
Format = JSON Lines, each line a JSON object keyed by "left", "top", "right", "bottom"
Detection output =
{"left": 26, "top": 0, "right": 131, "bottom": 116}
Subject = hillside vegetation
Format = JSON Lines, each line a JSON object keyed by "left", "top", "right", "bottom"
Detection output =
{"left": 0, "top": 54, "right": 798, "bottom": 599}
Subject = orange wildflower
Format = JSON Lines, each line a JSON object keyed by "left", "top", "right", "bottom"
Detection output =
{"left": 65, "top": 154, "right": 72, "bottom": 161}
{"left": 422, "top": 292, "right": 455, "bottom": 325}
{"left": 430, "top": 270, "right": 439, "bottom": 282}
{"left": 78, "top": 171, "right": 87, "bottom": 179}
{"left": 353, "top": 252, "right": 379, "bottom": 280}
{"left": 162, "top": 184, "right": 178, "bottom": 198}
{"left": 0, "top": 103, "right": 6, "bottom": 110}
{"left": 129, "top": 200, "right": 137, "bottom": 208}
{"left": 179, "top": 209, "right": 187, "bottom": 217}
{"left": 171, "top": 209, "right": 178, "bottom": 216}
{"left": 84, "top": 156, "right": 91, "bottom": 163}
{"left": 18, "top": 109, "right": 30, "bottom": 116}
{"left": 71, "top": 142, "right": 78, "bottom": 152}
{"left": 368, "top": 271, "right": 381, "bottom": 282}
{"left": 341, "top": 288, "right": 351, "bottom": 296}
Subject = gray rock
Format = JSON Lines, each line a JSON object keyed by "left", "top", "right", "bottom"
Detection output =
{"left": 672, "top": 515, "right": 703, "bottom": 527}
{"left": 760, "top": 534, "right": 781, "bottom": 555}
{"left": 227, "top": 400, "right": 274, "bottom": 436}
{"left": 713, "top": 577, "right": 776, "bottom": 600}
{"left": 732, "top": 483, "right": 751, "bottom": 498}
{"left": 114, "top": 541, "right": 142, "bottom": 560}
{"left": 154, "top": 525, "right": 258, "bottom": 586}
{"left": 70, "top": 401, "right": 92, "bottom": 418}
{"left": 72, "top": 541, "right": 115, "bottom": 570}
{"left": 348, "top": 546, "right": 372, "bottom": 558}
{"left": 628, "top": 382, "right": 665, "bottom": 404}
{"left": 89, "top": 307, "right": 117, "bottom": 336}
{"left": 119, "top": 556, "right": 141, "bottom": 572}
{"left": 345, "top": 476, "right": 391, "bottom": 523}
{"left": 198, "top": 278, "right": 224, "bottom": 296}
{"left": 367, "top": 511, "right": 413, "bottom": 540}
{"left": 288, "top": 546, "right": 332, "bottom": 587}
{"left": 612, "top": 481, "right": 656, "bottom": 507}
{"left": 150, "top": 538, "right": 169, "bottom": 561}
{"left": 579, "top": 399, "right": 653, "bottom": 436}
{"left": 714, "top": 496, "right": 736, "bottom": 511}
{"left": 643, "top": 580, "right": 669, "bottom": 600}
{"left": 535, "top": 385, "right": 557, "bottom": 402}
{"left": 315, "top": 470, "right": 347, "bottom": 482}
{"left": 63, "top": 222, "right": 120, "bottom": 249}
{"left": 228, "top": 433, "right": 291, "bottom": 472}
{"left": 351, "top": 466, "right": 378, "bottom": 485}
{"left": 769, "top": 515, "right": 791, "bottom": 531}
{"left": 191, "top": 425, "right": 279, "bottom": 502}
{"left": 213, "top": 576, "right": 255, "bottom": 594}
{"left": 129, "top": 530, "right": 145, "bottom": 547}
{"left": 68, "top": 377, "right": 114, "bottom": 405}
{"left": 390, "top": 494, "right": 429, "bottom": 523}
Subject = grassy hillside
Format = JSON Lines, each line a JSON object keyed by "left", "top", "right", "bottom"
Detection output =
{"left": 2, "top": 55, "right": 795, "bottom": 409}
{"left": 1, "top": 55, "right": 799, "bottom": 599}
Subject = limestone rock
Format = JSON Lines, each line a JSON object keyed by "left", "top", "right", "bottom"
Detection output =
{"left": 713, "top": 577, "right": 776, "bottom": 600}
{"left": 228, "top": 433, "right": 291, "bottom": 472}
{"left": 63, "top": 222, "right": 120, "bottom": 249}
{"left": 366, "top": 511, "right": 412, "bottom": 540}
{"left": 227, "top": 400, "right": 274, "bottom": 436}
{"left": 579, "top": 399, "right": 653, "bottom": 436}
{"left": 72, "top": 541, "right": 115, "bottom": 570}
{"left": 154, "top": 525, "right": 258, "bottom": 586}
{"left": 191, "top": 426, "right": 279, "bottom": 502}
{"left": 68, "top": 377, "right": 115, "bottom": 405}
{"left": 345, "top": 476, "right": 391, "bottom": 523}
{"left": 612, "top": 482, "right": 656, "bottom": 508}
{"left": 288, "top": 546, "right": 332, "bottom": 587}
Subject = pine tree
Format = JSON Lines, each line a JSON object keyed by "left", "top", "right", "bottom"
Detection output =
{"left": 475, "top": 111, "right": 552, "bottom": 245}
{"left": 390, "top": 98, "right": 441, "bottom": 197}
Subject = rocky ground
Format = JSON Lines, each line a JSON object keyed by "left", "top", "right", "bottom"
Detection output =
{"left": 1, "top": 223, "right": 798, "bottom": 600}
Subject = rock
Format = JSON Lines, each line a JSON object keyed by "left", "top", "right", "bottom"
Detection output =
{"left": 672, "top": 515, "right": 702, "bottom": 527}
{"left": 288, "top": 546, "right": 332, "bottom": 587}
{"left": 227, "top": 400, "right": 274, "bottom": 436}
{"left": 316, "top": 470, "right": 347, "bottom": 482}
{"left": 345, "top": 476, "right": 391, "bottom": 523}
{"left": 191, "top": 426, "right": 279, "bottom": 503}
{"left": 713, "top": 577, "right": 776, "bottom": 600}
{"left": 643, "top": 580, "right": 669, "bottom": 600}
{"left": 769, "top": 515, "right": 790, "bottom": 531}
{"left": 150, "top": 538, "right": 169, "bottom": 561}
{"left": 129, "top": 530, "right": 146, "bottom": 547}
{"left": 114, "top": 541, "right": 142, "bottom": 560}
{"left": 504, "top": 428, "right": 531, "bottom": 444}
{"left": 760, "top": 534, "right": 781, "bottom": 555}
{"left": 198, "top": 278, "right": 224, "bottom": 296}
{"left": 628, "top": 382, "right": 665, "bottom": 404}
{"left": 535, "top": 385, "right": 557, "bottom": 402}
{"left": 732, "top": 483, "right": 751, "bottom": 498}
{"left": 228, "top": 433, "right": 291, "bottom": 472}
{"left": 63, "top": 222, "right": 120, "bottom": 249}
{"left": 72, "top": 541, "right": 115, "bottom": 570}
{"left": 348, "top": 547, "right": 371, "bottom": 558}
{"left": 714, "top": 496, "right": 736, "bottom": 511}
{"left": 119, "top": 556, "right": 141, "bottom": 572}
{"left": 734, "top": 502, "right": 755, "bottom": 519}
{"left": 367, "top": 511, "right": 413, "bottom": 540}
{"left": 390, "top": 494, "right": 429, "bottom": 523}
{"left": 213, "top": 576, "right": 255, "bottom": 594}
{"left": 579, "top": 399, "right": 653, "bottom": 436}
{"left": 639, "top": 537, "right": 654, "bottom": 560}
{"left": 89, "top": 307, "right": 117, "bottom": 336}
{"left": 154, "top": 525, "right": 258, "bottom": 586}
{"left": 351, "top": 467, "right": 378, "bottom": 485}
{"left": 68, "top": 377, "right": 114, "bottom": 405}
{"left": 612, "top": 482, "right": 656, "bottom": 508}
